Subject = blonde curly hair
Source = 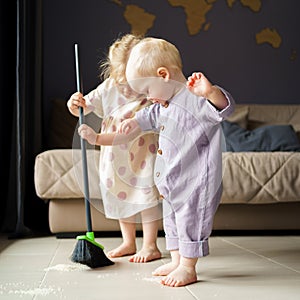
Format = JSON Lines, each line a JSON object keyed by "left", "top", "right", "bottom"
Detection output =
{"left": 100, "top": 34, "right": 143, "bottom": 84}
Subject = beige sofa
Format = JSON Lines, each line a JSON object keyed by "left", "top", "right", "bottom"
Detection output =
{"left": 34, "top": 103, "right": 300, "bottom": 234}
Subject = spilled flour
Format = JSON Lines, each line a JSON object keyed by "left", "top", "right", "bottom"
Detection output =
{"left": 9, "top": 287, "right": 59, "bottom": 296}
{"left": 0, "top": 264, "right": 89, "bottom": 296}
{"left": 142, "top": 277, "right": 162, "bottom": 283}
{"left": 0, "top": 264, "right": 89, "bottom": 297}
{"left": 44, "top": 263, "right": 90, "bottom": 272}
{"left": 0, "top": 282, "right": 63, "bottom": 297}
{"left": 97, "top": 272, "right": 119, "bottom": 279}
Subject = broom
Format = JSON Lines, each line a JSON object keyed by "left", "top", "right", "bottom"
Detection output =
{"left": 70, "top": 43, "right": 114, "bottom": 268}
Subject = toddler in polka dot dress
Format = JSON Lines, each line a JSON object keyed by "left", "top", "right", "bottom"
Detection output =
{"left": 67, "top": 34, "right": 162, "bottom": 263}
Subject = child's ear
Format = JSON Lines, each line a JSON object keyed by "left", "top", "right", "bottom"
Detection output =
{"left": 157, "top": 67, "right": 170, "bottom": 81}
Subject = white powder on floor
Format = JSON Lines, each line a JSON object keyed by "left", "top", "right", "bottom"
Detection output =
{"left": 8, "top": 287, "right": 57, "bottom": 296}
{"left": 96, "top": 272, "right": 118, "bottom": 279}
{"left": 142, "top": 277, "right": 162, "bottom": 283}
{"left": 44, "top": 263, "right": 90, "bottom": 272}
{"left": 0, "top": 283, "right": 63, "bottom": 297}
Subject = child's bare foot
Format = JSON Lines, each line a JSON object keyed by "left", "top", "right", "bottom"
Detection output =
{"left": 107, "top": 243, "right": 136, "bottom": 258}
{"left": 129, "top": 247, "right": 161, "bottom": 263}
{"left": 160, "top": 264, "right": 197, "bottom": 287}
{"left": 152, "top": 262, "right": 179, "bottom": 276}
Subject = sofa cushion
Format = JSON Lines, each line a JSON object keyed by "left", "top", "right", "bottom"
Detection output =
{"left": 222, "top": 121, "right": 300, "bottom": 152}
{"left": 35, "top": 149, "right": 300, "bottom": 205}
{"left": 222, "top": 152, "right": 300, "bottom": 204}
{"left": 246, "top": 104, "right": 300, "bottom": 134}
{"left": 34, "top": 149, "right": 101, "bottom": 200}
{"left": 226, "top": 105, "right": 248, "bottom": 129}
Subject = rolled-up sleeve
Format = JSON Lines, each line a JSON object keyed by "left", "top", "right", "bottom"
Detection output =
{"left": 202, "top": 86, "right": 235, "bottom": 124}
{"left": 215, "top": 86, "right": 235, "bottom": 119}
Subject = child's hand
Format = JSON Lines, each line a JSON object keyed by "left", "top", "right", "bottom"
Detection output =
{"left": 188, "top": 72, "right": 229, "bottom": 110}
{"left": 67, "top": 92, "right": 87, "bottom": 114}
{"left": 78, "top": 124, "right": 97, "bottom": 145}
{"left": 118, "top": 118, "right": 139, "bottom": 135}
{"left": 186, "top": 72, "right": 213, "bottom": 99}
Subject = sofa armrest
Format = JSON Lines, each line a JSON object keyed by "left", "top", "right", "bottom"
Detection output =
{"left": 34, "top": 149, "right": 101, "bottom": 200}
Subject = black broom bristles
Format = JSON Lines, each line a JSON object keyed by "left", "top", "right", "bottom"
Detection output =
{"left": 71, "top": 233, "right": 114, "bottom": 268}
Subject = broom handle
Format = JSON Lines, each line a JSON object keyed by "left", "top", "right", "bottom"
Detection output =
{"left": 75, "top": 44, "right": 93, "bottom": 233}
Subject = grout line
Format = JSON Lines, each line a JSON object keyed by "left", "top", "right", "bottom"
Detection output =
{"left": 185, "top": 287, "right": 201, "bottom": 299}
{"left": 33, "top": 239, "right": 62, "bottom": 300}
{"left": 219, "top": 237, "right": 300, "bottom": 275}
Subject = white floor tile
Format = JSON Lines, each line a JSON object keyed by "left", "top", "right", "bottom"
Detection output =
{"left": 0, "top": 235, "right": 299, "bottom": 299}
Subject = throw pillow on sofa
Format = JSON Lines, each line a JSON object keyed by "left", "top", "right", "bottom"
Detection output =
{"left": 221, "top": 121, "right": 300, "bottom": 152}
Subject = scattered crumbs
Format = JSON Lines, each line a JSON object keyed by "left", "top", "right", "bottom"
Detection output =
{"left": 142, "top": 277, "right": 162, "bottom": 283}
{"left": 44, "top": 263, "right": 90, "bottom": 272}
{"left": 97, "top": 272, "right": 119, "bottom": 279}
{"left": 9, "top": 287, "right": 56, "bottom": 296}
{"left": 0, "top": 283, "right": 63, "bottom": 297}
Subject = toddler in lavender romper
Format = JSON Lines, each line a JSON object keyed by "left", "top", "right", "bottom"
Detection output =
{"left": 79, "top": 37, "right": 235, "bottom": 287}
{"left": 135, "top": 85, "right": 234, "bottom": 258}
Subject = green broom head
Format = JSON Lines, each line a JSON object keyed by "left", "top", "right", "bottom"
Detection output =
{"left": 71, "top": 232, "right": 114, "bottom": 268}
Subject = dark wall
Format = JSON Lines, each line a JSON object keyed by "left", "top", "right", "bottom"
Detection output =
{"left": 43, "top": 0, "right": 300, "bottom": 126}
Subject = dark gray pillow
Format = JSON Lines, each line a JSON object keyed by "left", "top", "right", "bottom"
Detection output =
{"left": 221, "top": 121, "right": 300, "bottom": 152}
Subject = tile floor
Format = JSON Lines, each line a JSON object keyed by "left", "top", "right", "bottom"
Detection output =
{"left": 0, "top": 234, "right": 299, "bottom": 299}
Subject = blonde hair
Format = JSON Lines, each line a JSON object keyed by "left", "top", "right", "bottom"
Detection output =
{"left": 127, "top": 37, "right": 183, "bottom": 77}
{"left": 100, "top": 34, "right": 142, "bottom": 84}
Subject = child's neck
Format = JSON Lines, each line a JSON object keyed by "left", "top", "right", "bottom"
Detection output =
{"left": 171, "top": 71, "right": 187, "bottom": 83}
{"left": 171, "top": 72, "right": 187, "bottom": 96}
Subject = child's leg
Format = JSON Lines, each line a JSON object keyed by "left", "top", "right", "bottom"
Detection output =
{"left": 157, "top": 186, "right": 222, "bottom": 286}
{"left": 153, "top": 204, "right": 179, "bottom": 273}
{"left": 107, "top": 217, "right": 137, "bottom": 258}
{"left": 152, "top": 249, "right": 180, "bottom": 275}
{"left": 129, "top": 206, "right": 161, "bottom": 263}
{"left": 161, "top": 256, "right": 198, "bottom": 287}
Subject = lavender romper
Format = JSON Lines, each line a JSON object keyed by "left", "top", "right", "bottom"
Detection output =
{"left": 135, "top": 87, "right": 234, "bottom": 258}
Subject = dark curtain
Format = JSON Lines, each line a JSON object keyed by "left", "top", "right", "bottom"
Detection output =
{"left": 0, "top": 0, "right": 49, "bottom": 235}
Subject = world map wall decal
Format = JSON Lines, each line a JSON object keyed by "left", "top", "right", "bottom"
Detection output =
{"left": 110, "top": 0, "right": 285, "bottom": 51}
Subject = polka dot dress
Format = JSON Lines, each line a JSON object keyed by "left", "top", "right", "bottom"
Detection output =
{"left": 85, "top": 79, "right": 160, "bottom": 219}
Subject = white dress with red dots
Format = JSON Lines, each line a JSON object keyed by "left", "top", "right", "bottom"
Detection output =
{"left": 84, "top": 78, "right": 160, "bottom": 220}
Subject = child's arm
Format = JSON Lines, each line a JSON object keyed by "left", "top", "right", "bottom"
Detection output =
{"left": 78, "top": 123, "right": 141, "bottom": 146}
{"left": 118, "top": 118, "right": 141, "bottom": 135}
{"left": 187, "top": 72, "right": 228, "bottom": 110}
